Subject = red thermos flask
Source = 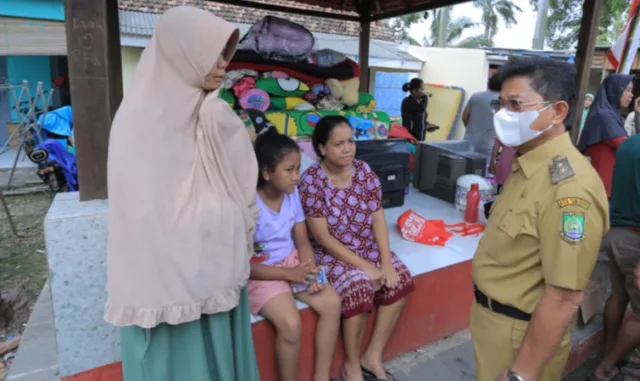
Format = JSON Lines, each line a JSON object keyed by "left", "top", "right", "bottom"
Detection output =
{"left": 465, "top": 183, "right": 480, "bottom": 223}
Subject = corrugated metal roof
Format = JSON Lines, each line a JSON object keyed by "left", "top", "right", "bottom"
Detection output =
{"left": 119, "top": 10, "right": 420, "bottom": 62}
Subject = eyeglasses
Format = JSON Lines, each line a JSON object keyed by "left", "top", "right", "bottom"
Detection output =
{"left": 490, "top": 99, "right": 553, "bottom": 113}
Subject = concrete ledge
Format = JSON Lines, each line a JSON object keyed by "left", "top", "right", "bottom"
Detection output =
{"left": 44, "top": 192, "right": 117, "bottom": 378}
{"left": 6, "top": 281, "right": 60, "bottom": 381}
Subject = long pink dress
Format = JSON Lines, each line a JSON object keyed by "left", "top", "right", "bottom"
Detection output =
{"left": 299, "top": 159, "right": 415, "bottom": 318}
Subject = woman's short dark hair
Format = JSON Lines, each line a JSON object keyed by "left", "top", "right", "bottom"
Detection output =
{"left": 254, "top": 130, "right": 300, "bottom": 188}
{"left": 311, "top": 115, "right": 352, "bottom": 159}
{"left": 402, "top": 78, "right": 424, "bottom": 93}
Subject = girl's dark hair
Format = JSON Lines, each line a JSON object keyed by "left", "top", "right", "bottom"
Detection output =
{"left": 402, "top": 77, "right": 424, "bottom": 92}
{"left": 254, "top": 131, "right": 300, "bottom": 188}
{"left": 311, "top": 115, "right": 352, "bottom": 159}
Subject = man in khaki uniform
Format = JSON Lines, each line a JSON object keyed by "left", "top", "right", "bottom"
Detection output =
{"left": 471, "top": 58, "right": 609, "bottom": 381}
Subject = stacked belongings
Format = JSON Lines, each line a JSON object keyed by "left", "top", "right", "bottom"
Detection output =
{"left": 220, "top": 16, "right": 391, "bottom": 140}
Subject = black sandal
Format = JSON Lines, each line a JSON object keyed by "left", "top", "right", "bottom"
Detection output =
{"left": 360, "top": 365, "right": 397, "bottom": 381}
{"left": 588, "top": 367, "right": 626, "bottom": 381}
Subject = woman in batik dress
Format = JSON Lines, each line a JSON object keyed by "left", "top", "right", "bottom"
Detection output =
{"left": 299, "top": 115, "right": 415, "bottom": 381}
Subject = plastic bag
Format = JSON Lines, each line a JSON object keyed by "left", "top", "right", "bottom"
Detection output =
{"left": 397, "top": 210, "right": 453, "bottom": 247}
{"left": 397, "top": 209, "right": 486, "bottom": 247}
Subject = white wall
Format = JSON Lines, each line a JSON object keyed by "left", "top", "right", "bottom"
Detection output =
{"left": 407, "top": 47, "right": 490, "bottom": 139}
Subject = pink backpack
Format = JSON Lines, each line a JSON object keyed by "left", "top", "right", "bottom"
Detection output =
{"left": 239, "top": 16, "right": 315, "bottom": 61}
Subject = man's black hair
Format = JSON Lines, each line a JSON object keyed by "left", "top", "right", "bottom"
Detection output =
{"left": 488, "top": 72, "right": 501, "bottom": 92}
{"left": 496, "top": 58, "right": 576, "bottom": 105}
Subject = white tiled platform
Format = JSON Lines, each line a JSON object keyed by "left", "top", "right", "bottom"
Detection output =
{"left": 250, "top": 155, "right": 483, "bottom": 323}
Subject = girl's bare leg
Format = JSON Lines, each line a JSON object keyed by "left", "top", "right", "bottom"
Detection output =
{"left": 297, "top": 286, "right": 342, "bottom": 381}
{"left": 260, "top": 292, "right": 303, "bottom": 381}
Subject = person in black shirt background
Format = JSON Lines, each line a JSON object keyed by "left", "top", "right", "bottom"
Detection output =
{"left": 401, "top": 78, "right": 437, "bottom": 141}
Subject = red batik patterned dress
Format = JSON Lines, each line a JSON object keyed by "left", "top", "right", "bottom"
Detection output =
{"left": 299, "top": 159, "right": 415, "bottom": 318}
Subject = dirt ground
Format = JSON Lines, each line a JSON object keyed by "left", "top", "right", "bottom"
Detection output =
{"left": 0, "top": 192, "right": 51, "bottom": 334}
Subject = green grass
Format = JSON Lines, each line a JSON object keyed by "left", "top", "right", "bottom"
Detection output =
{"left": 0, "top": 193, "right": 51, "bottom": 300}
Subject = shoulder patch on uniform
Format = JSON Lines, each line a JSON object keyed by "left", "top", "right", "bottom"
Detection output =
{"left": 550, "top": 155, "right": 576, "bottom": 184}
{"left": 556, "top": 197, "right": 591, "bottom": 210}
{"left": 561, "top": 212, "right": 585, "bottom": 244}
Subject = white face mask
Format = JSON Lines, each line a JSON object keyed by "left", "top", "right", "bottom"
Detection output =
{"left": 493, "top": 106, "right": 554, "bottom": 147}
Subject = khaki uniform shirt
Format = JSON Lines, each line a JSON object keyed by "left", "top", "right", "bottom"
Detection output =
{"left": 473, "top": 132, "right": 609, "bottom": 314}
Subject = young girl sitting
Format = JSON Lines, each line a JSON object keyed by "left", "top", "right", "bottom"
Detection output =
{"left": 249, "top": 131, "right": 342, "bottom": 381}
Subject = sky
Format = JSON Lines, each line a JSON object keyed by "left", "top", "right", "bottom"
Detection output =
{"left": 408, "top": 0, "right": 538, "bottom": 50}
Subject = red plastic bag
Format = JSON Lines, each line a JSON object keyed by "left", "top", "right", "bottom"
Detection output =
{"left": 397, "top": 210, "right": 453, "bottom": 247}
{"left": 397, "top": 210, "right": 485, "bottom": 247}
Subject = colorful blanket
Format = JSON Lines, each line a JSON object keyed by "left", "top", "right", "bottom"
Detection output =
{"left": 265, "top": 110, "right": 391, "bottom": 139}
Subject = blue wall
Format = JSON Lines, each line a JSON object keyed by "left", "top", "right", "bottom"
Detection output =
{"left": 0, "top": 0, "right": 64, "bottom": 20}
{"left": 374, "top": 72, "right": 411, "bottom": 118}
{"left": 6, "top": 56, "right": 52, "bottom": 122}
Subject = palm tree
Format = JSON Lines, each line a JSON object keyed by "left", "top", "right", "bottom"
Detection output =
{"left": 425, "top": 8, "right": 491, "bottom": 48}
{"left": 473, "top": 0, "right": 522, "bottom": 45}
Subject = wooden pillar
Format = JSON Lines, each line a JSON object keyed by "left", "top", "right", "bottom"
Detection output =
{"left": 570, "top": 0, "right": 603, "bottom": 145}
{"left": 65, "top": 0, "right": 123, "bottom": 201}
{"left": 359, "top": 20, "right": 371, "bottom": 92}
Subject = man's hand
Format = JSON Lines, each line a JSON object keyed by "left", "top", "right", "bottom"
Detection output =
{"left": 495, "top": 370, "right": 509, "bottom": 381}
{"left": 426, "top": 123, "right": 440, "bottom": 132}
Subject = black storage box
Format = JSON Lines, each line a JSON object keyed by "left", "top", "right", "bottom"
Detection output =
{"left": 355, "top": 139, "right": 411, "bottom": 209}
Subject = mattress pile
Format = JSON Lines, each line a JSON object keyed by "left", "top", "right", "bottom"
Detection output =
{"left": 220, "top": 18, "right": 390, "bottom": 140}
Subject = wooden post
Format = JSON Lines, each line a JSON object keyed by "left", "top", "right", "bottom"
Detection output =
{"left": 570, "top": 0, "right": 603, "bottom": 145}
{"left": 358, "top": 20, "right": 371, "bottom": 92}
{"left": 65, "top": 0, "right": 123, "bottom": 201}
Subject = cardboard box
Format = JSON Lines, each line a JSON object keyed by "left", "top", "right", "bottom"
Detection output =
{"left": 6, "top": 123, "right": 21, "bottom": 147}
{"left": 571, "top": 280, "right": 602, "bottom": 329}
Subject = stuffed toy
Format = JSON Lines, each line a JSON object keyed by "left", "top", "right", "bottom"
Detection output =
{"left": 326, "top": 77, "right": 360, "bottom": 107}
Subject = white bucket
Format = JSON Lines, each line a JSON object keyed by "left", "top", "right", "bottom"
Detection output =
{"left": 454, "top": 175, "right": 493, "bottom": 212}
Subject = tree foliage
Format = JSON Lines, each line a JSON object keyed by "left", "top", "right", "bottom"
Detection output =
{"left": 530, "top": 0, "right": 630, "bottom": 50}
{"left": 389, "top": 12, "right": 428, "bottom": 45}
{"left": 473, "top": 0, "right": 523, "bottom": 45}
{"left": 424, "top": 9, "right": 490, "bottom": 48}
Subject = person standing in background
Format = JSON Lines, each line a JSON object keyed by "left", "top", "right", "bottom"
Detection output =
{"left": 401, "top": 78, "right": 436, "bottom": 141}
{"left": 591, "top": 133, "right": 640, "bottom": 381}
{"left": 578, "top": 93, "right": 594, "bottom": 140}
{"left": 462, "top": 73, "right": 501, "bottom": 161}
{"left": 624, "top": 97, "right": 640, "bottom": 137}
{"left": 488, "top": 137, "right": 517, "bottom": 194}
{"left": 578, "top": 74, "right": 634, "bottom": 198}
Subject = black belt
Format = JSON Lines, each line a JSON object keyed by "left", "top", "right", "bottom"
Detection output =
{"left": 474, "top": 285, "right": 531, "bottom": 322}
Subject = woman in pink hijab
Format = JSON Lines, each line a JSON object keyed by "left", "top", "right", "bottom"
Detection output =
{"left": 105, "top": 7, "right": 260, "bottom": 381}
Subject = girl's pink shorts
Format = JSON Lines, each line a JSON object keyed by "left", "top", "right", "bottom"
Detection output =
{"left": 247, "top": 250, "right": 300, "bottom": 315}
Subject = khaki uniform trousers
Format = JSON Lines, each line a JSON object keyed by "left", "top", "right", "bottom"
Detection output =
{"left": 470, "top": 302, "right": 570, "bottom": 381}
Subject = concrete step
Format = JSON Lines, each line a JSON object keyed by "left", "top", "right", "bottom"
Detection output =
{"left": 384, "top": 314, "right": 605, "bottom": 381}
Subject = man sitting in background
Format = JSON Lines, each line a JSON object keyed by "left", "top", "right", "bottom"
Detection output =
{"left": 592, "top": 133, "right": 640, "bottom": 381}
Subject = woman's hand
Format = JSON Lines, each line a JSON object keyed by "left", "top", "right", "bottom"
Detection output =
{"left": 363, "top": 266, "right": 384, "bottom": 290}
{"left": 287, "top": 260, "right": 318, "bottom": 285}
{"left": 488, "top": 162, "right": 497, "bottom": 175}
{"left": 381, "top": 261, "right": 400, "bottom": 289}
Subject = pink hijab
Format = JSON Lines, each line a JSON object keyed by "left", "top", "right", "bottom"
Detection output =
{"left": 105, "top": 6, "right": 258, "bottom": 328}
